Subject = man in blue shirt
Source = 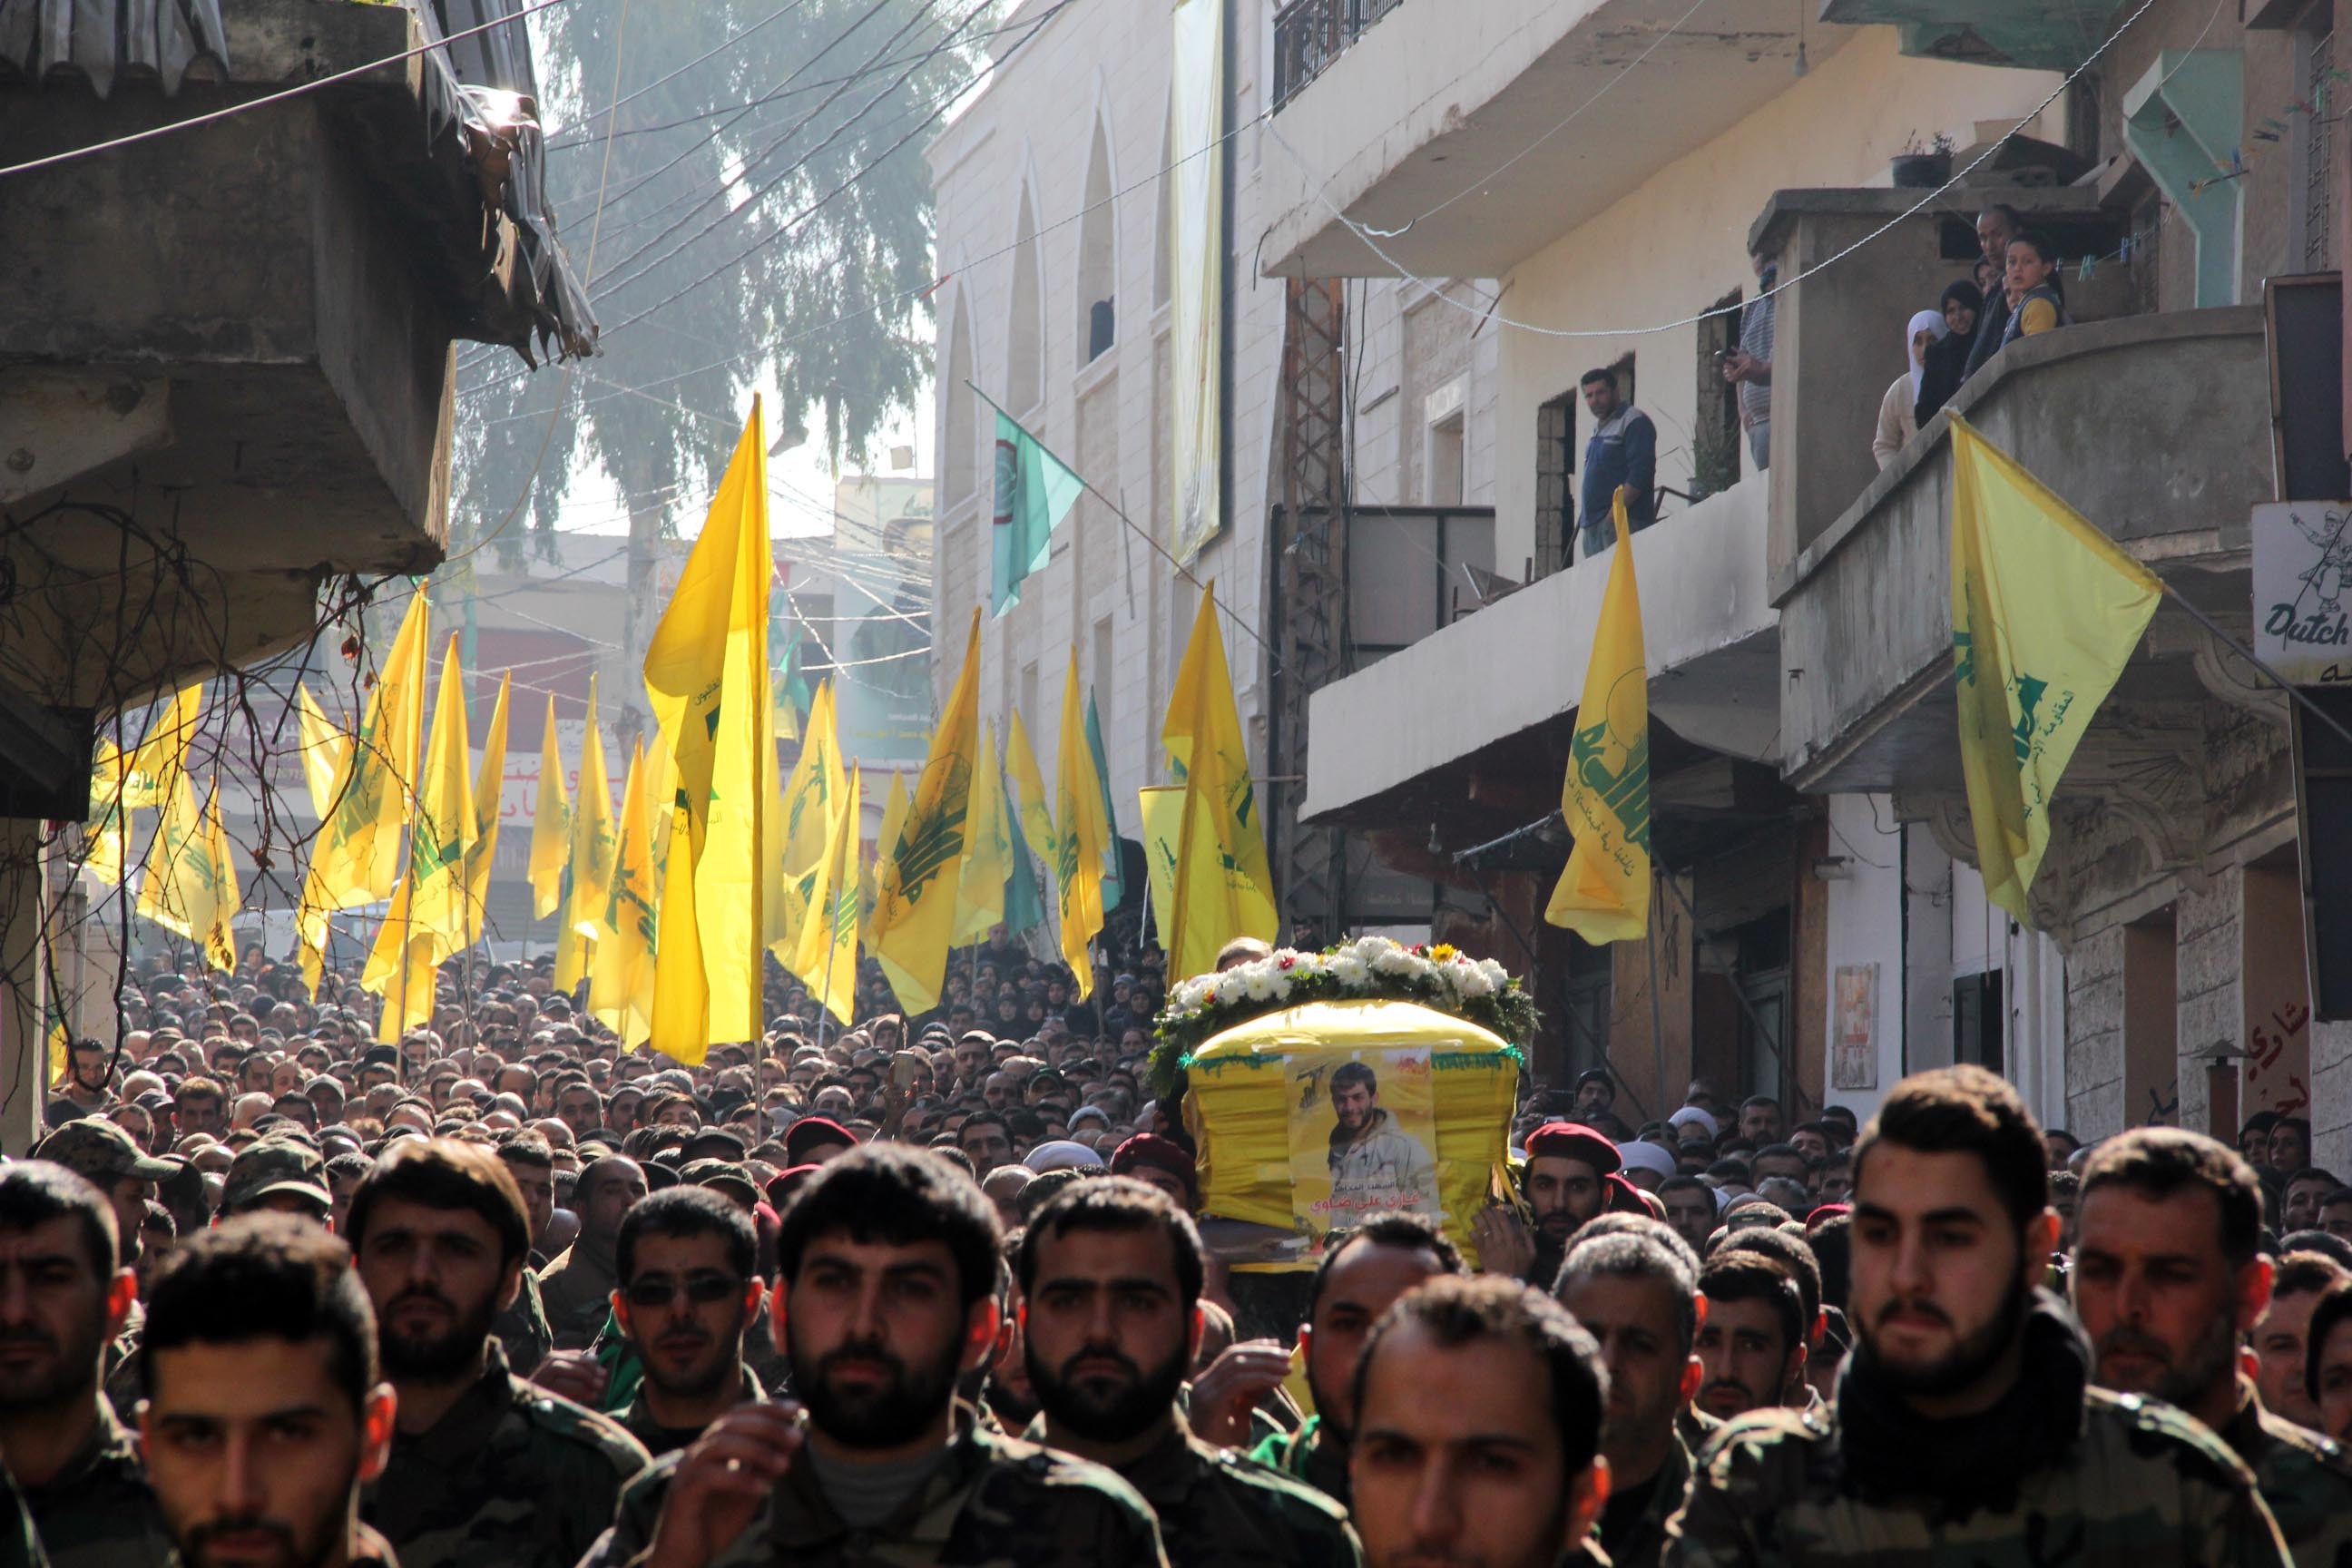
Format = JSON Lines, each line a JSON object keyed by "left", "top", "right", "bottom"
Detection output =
{"left": 1578, "top": 365, "right": 1657, "bottom": 560}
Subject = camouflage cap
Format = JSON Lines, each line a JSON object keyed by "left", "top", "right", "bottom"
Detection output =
{"left": 220, "top": 1138, "right": 332, "bottom": 1216}
{"left": 33, "top": 1117, "right": 181, "bottom": 1184}
{"left": 679, "top": 1159, "right": 760, "bottom": 1205}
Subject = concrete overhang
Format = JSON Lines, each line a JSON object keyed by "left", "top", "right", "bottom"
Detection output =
{"left": 1774, "top": 306, "right": 2270, "bottom": 797}
{"left": 1304, "top": 474, "right": 1779, "bottom": 827}
{"left": 1259, "top": 0, "right": 1858, "bottom": 279}
{"left": 0, "top": 0, "right": 554, "bottom": 706}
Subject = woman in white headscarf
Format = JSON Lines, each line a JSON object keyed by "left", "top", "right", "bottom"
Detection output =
{"left": 1872, "top": 309, "right": 1947, "bottom": 469}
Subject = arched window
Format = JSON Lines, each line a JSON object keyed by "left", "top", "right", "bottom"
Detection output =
{"left": 1008, "top": 184, "right": 1044, "bottom": 415}
{"left": 1077, "top": 114, "right": 1116, "bottom": 367}
{"left": 943, "top": 301, "right": 975, "bottom": 505}
{"left": 1152, "top": 100, "right": 1173, "bottom": 311}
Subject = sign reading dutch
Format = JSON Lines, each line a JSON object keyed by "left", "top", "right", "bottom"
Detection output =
{"left": 2251, "top": 500, "right": 2352, "bottom": 685}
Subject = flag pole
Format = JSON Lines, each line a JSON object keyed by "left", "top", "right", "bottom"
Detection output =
{"left": 963, "top": 379, "right": 1278, "bottom": 665}
{"left": 2156, "top": 585, "right": 2352, "bottom": 754}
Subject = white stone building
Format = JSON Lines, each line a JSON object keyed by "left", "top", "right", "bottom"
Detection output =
{"left": 925, "top": 0, "right": 1499, "bottom": 936}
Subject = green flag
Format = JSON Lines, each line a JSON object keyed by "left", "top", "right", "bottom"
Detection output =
{"left": 1005, "top": 820, "right": 1047, "bottom": 936}
{"left": 1084, "top": 689, "right": 1124, "bottom": 912}
{"left": 992, "top": 410, "right": 1083, "bottom": 615}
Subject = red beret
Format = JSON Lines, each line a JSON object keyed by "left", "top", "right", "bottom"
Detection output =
{"left": 783, "top": 1116, "right": 855, "bottom": 1163}
{"left": 1524, "top": 1122, "right": 1622, "bottom": 1176}
{"left": 1604, "top": 1171, "right": 1651, "bottom": 1214}
{"left": 1111, "top": 1133, "right": 1199, "bottom": 1199}
{"left": 764, "top": 1163, "right": 823, "bottom": 1209}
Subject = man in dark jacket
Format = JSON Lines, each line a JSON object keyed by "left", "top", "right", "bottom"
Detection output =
{"left": 1958, "top": 203, "right": 2024, "bottom": 384}
{"left": 1577, "top": 366, "right": 1656, "bottom": 559}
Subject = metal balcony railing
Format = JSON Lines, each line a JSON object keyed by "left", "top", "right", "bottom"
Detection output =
{"left": 1272, "top": 0, "right": 1406, "bottom": 108}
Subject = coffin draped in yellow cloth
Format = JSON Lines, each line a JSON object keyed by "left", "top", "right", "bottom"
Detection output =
{"left": 1180, "top": 998, "right": 1519, "bottom": 1271}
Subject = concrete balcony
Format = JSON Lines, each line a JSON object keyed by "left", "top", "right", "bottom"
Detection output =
{"left": 1259, "top": 0, "right": 1858, "bottom": 279}
{"left": 1775, "top": 306, "right": 2278, "bottom": 930}
{"left": 1303, "top": 474, "right": 1779, "bottom": 838}
{"left": 0, "top": 0, "right": 590, "bottom": 725}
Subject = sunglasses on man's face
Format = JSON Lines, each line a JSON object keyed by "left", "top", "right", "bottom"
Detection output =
{"left": 623, "top": 1273, "right": 745, "bottom": 1309}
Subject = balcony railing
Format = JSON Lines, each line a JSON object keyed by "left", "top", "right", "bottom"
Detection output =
{"left": 1272, "top": 0, "right": 1406, "bottom": 108}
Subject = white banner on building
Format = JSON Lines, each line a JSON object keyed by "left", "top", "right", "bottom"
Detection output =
{"left": 2251, "top": 500, "right": 2352, "bottom": 684}
{"left": 1169, "top": 0, "right": 1223, "bottom": 564}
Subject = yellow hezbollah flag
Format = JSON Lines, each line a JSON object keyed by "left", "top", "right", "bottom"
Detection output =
{"left": 83, "top": 740, "right": 130, "bottom": 887}
{"left": 554, "top": 678, "right": 616, "bottom": 993}
{"left": 466, "top": 672, "right": 511, "bottom": 947}
{"left": 1950, "top": 417, "right": 2160, "bottom": 924}
{"left": 1054, "top": 659, "right": 1108, "bottom": 997}
{"left": 1137, "top": 785, "right": 1184, "bottom": 946}
{"left": 406, "top": 635, "right": 476, "bottom": 955}
{"left": 1545, "top": 491, "right": 1651, "bottom": 943}
{"left": 774, "top": 679, "right": 846, "bottom": 956}
{"left": 528, "top": 693, "right": 571, "bottom": 921}
{"left": 363, "top": 639, "right": 477, "bottom": 1036}
{"left": 1162, "top": 583, "right": 1277, "bottom": 975}
{"left": 870, "top": 610, "right": 982, "bottom": 1015}
{"left": 198, "top": 781, "right": 241, "bottom": 975}
{"left": 140, "top": 771, "right": 238, "bottom": 973}
{"left": 591, "top": 740, "right": 660, "bottom": 1046}
{"left": 864, "top": 769, "right": 910, "bottom": 947}
{"left": 646, "top": 399, "right": 772, "bottom": 1058}
{"left": 316, "top": 592, "right": 431, "bottom": 907}
{"left": 295, "top": 682, "right": 351, "bottom": 822}
{"left": 298, "top": 593, "right": 430, "bottom": 994}
{"left": 122, "top": 683, "right": 201, "bottom": 808}
{"left": 952, "top": 720, "right": 1014, "bottom": 944}
{"left": 796, "top": 769, "right": 863, "bottom": 1026}
{"left": 1004, "top": 708, "right": 1057, "bottom": 872}
{"left": 137, "top": 769, "right": 204, "bottom": 939}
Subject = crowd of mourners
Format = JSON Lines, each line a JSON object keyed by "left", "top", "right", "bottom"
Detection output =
{"left": 3, "top": 920, "right": 2347, "bottom": 1567}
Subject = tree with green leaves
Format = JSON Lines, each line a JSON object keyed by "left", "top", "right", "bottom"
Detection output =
{"left": 450, "top": 0, "right": 992, "bottom": 729}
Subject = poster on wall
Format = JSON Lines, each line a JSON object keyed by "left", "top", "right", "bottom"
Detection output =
{"left": 1832, "top": 962, "right": 1878, "bottom": 1090}
{"left": 1168, "top": 0, "right": 1223, "bottom": 564}
{"left": 1287, "top": 1046, "right": 1444, "bottom": 1238}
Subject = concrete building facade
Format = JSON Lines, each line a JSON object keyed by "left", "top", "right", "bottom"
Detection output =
{"left": 1262, "top": 0, "right": 2352, "bottom": 1156}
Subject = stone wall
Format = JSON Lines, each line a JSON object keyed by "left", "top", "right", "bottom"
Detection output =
{"left": 2066, "top": 926, "right": 2126, "bottom": 1141}
{"left": 2173, "top": 865, "right": 2246, "bottom": 1139}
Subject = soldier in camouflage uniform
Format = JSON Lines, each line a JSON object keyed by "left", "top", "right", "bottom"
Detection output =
{"left": 0, "top": 1470, "right": 45, "bottom": 1568}
{"left": 493, "top": 1132, "right": 562, "bottom": 1374}
{"left": 1016, "top": 1178, "right": 1360, "bottom": 1566}
{"left": 348, "top": 1139, "right": 648, "bottom": 1568}
{"left": 540, "top": 1157, "right": 647, "bottom": 1350}
{"left": 1245, "top": 1211, "right": 1465, "bottom": 1509}
{"left": 2070, "top": 1126, "right": 2352, "bottom": 1565}
{"left": 31, "top": 1119, "right": 180, "bottom": 1422}
{"left": 1556, "top": 1227, "right": 1706, "bottom": 1568}
{"left": 1347, "top": 1275, "right": 1612, "bottom": 1568}
{"left": 139, "top": 1218, "right": 401, "bottom": 1568}
{"left": 609, "top": 1187, "right": 769, "bottom": 1456}
{"left": 0, "top": 1163, "right": 171, "bottom": 1568}
{"left": 1669, "top": 1066, "right": 2290, "bottom": 1565}
{"left": 582, "top": 1144, "right": 1168, "bottom": 1567}
{"left": 218, "top": 1135, "right": 335, "bottom": 1223}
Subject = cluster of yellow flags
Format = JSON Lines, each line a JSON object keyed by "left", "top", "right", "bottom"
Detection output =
{"left": 360, "top": 635, "right": 511, "bottom": 1043}
{"left": 95, "top": 413, "right": 1279, "bottom": 1050}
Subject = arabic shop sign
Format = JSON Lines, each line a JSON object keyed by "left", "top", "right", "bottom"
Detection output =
{"left": 2253, "top": 502, "right": 2352, "bottom": 684}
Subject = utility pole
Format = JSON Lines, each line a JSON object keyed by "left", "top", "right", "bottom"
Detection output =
{"left": 1268, "top": 278, "right": 1350, "bottom": 948}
